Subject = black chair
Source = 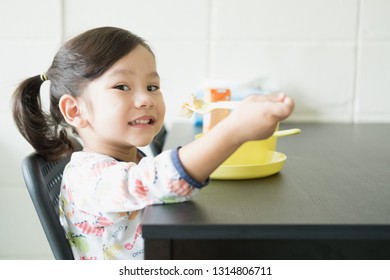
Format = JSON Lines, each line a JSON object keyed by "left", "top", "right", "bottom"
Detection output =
{"left": 150, "top": 125, "right": 167, "bottom": 156}
{"left": 21, "top": 140, "right": 82, "bottom": 260}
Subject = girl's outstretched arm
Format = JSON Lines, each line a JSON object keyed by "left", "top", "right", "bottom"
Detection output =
{"left": 178, "top": 94, "right": 295, "bottom": 182}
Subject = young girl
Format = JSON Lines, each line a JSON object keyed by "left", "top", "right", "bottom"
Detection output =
{"left": 12, "top": 26, "right": 294, "bottom": 260}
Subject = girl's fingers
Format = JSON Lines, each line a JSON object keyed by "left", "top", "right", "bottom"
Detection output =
{"left": 271, "top": 96, "right": 295, "bottom": 119}
{"left": 246, "top": 93, "right": 283, "bottom": 103}
{"left": 276, "top": 92, "right": 286, "bottom": 101}
{"left": 242, "top": 93, "right": 294, "bottom": 119}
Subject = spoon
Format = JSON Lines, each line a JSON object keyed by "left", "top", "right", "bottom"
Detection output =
{"left": 273, "top": 128, "right": 301, "bottom": 138}
{"left": 182, "top": 100, "right": 240, "bottom": 117}
{"left": 196, "top": 128, "right": 301, "bottom": 139}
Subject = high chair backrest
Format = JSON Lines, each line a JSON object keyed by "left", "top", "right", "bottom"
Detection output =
{"left": 150, "top": 125, "right": 167, "bottom": 156}
{"left": 21, "top": 139, "right": 82, "bottom": 260}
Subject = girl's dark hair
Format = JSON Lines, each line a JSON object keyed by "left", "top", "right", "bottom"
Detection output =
{"left": 12, "top": 27, "right": 153, "bottom": 161}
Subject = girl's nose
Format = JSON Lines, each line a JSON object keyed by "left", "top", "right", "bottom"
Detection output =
{"left": 134, "top": 90, "right": 155, "bottom": 109}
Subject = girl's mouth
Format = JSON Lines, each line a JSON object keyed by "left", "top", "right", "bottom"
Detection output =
{"left": 129, "top": 117, "right": 155, "bottom": 126}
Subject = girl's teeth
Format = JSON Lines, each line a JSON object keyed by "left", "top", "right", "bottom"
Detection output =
{"left": 133, "top": 119, "right": 150, "bottom": 124}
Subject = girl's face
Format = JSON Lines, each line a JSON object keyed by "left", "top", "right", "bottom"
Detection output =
{"left": 79, "top": 45, "right": 165, "bottom": 159}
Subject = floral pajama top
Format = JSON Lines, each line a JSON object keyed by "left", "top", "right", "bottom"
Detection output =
{"left": 59, "top": 148, "right": 207, "bottom": 260}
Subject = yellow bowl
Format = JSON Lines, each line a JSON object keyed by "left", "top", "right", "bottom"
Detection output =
{"left": 194, "top": 134, "right": 283, "bottom": 180}
{"left": 222, "top": 137, "right": 277, "bottom": 164}
{"left": 210, "top": 150, "right": 286, "bottom": 180}
{"left": 195, "top": 132, "right": 279, "bottom": 164}
{"left": 195, "top": 127, "right": 300, "bottom": 180}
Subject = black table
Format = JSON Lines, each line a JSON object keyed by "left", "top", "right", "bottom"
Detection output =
{"left": 141, "top": 122, "right": 390, "bottom": 259}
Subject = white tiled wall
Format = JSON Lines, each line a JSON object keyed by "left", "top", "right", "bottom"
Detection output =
{"left": 1, "top": 0, "right": 389, "bottom": 259}
{"left": 356, "top": 0, "right": 390, "bottom": 121}
{"left": 0, "top": 0, "right": 63, "bottom": 259}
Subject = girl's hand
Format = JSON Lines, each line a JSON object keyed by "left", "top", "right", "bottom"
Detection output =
{"left": 178, "top": 93, "right": 295, "bottom": 183}
{"left": 226, "top": 93, "right": 295, "bottom": 145}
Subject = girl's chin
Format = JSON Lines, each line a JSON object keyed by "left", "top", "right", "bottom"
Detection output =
{"left": 130, "top": 138, "right": 155, "bottom": 148}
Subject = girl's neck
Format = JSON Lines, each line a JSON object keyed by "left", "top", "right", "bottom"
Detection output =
{"left": 83, "top": 145, "right": 141, "bottom": 163}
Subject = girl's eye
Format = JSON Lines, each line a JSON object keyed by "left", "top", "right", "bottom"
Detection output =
{"left": 115, "top": 84, "right": 130, "bottom": 91}
{"left": 147, "top": 85, "right": 160, "bottom": 92}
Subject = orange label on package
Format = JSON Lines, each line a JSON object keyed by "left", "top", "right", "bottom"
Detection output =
{"left": 203, "top": 88, "right": 231, "bottom": 133}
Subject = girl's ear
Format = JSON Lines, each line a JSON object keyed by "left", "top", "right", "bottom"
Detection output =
{"left": 59, "top": 94, "right": 88, "bottom": 128}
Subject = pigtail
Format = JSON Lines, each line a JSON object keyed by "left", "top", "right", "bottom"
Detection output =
{"left": 12, "top": 75, "right": 73, "bottom": 161}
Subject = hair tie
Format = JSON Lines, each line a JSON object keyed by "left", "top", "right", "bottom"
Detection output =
{"left": 40, "top": 73, "right": 48, "bottom": 82}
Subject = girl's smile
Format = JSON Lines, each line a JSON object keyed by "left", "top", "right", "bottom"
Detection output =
{"left": 128, "top": 115, "right": 157, "bottom": 126}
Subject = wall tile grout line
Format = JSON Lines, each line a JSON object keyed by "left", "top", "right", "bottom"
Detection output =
{"left": 60, "top": 0, "right": 66, "bottom": 44}
{"left": 352, "top": 0, "right": 363, "bottom": 123}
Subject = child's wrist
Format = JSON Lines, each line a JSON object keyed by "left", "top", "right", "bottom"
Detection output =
{"left": 211, "top": 116, "right": 245, "bottom": 147}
